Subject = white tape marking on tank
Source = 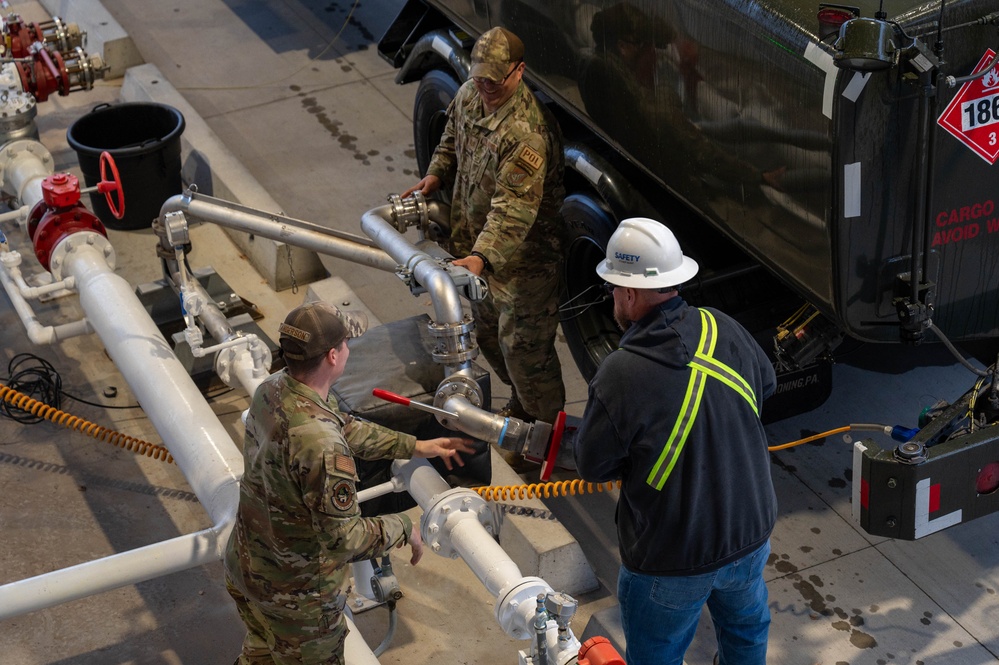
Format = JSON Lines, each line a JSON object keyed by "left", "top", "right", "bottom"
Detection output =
{"left": 804, "top": 42, "right": 837, "bottom": 119}
{"left": 573, "top": 155, "right": 603, "bottom": 187}
{"left": 844, "top": 162, "right": 861, "bottom": 218}
{"left": 842, "top": 72, "right": 872, "bottom": 103}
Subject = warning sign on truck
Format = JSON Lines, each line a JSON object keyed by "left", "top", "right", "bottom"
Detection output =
{"left": 938, "top": 49, "right": 999, "bottom": 165}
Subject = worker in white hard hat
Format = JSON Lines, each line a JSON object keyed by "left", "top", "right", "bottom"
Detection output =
{"left": 573, "top": 218, "right": 778, "bottom": 665}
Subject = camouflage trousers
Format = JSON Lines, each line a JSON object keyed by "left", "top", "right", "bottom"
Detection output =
{"left": 227, "top": 583, "right": 347, "bottom": 665}
{"left": 472, "top": 258, "right": 565, "bottom": 423}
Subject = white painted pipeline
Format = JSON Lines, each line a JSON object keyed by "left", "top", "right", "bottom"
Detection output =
{"left": 390, "top": 458, "right": 554, "bottom": 637}
{"left": 393, "top": 457, "right": 522, "bottom": 594}
{"left": 447, "top": 509, "right": 526, "bottom": 598}
{"left": 0, "top": 524, "right": 226, "bottom": 619}
{"left": 159, "top": 192, "right": 400, "bottom": 273}
{"left": 0, "top": 253, "right": 93, "bottom": 345}
{"left": 0, "top": 140, "right": 51, "bottom": 215}
{"left": 67, "top": 241, "right": 243, "bottom": 520}
{"left": 0, "top": 239, "right": 244, "bottom": 619}
{"left": 4, "top": 257, "right": 78, "bottom": 298}
{"left": 344, "top": 613, "right": 384, "bottom": 665}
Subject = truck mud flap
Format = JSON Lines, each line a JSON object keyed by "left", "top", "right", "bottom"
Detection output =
{"left": 762, "top": 359, "right": 833, "bottom": 424}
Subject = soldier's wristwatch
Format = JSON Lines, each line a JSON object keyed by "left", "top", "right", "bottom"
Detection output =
{"left": 470, "top": 251, "right": 492, "bottom": 273}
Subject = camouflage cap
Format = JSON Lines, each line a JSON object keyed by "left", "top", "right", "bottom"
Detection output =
{"left": 278, "top": 301, "right": 368, "bottom": 361}
{"left": 470, "top": 27, "right": 525, "bottom": 82}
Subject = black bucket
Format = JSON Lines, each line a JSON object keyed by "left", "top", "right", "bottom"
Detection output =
{"left": 67, "top": 102, "right": 186, "bottom": 231}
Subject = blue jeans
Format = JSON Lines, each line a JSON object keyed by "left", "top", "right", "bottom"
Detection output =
{"left": 617, "top": 540, "right": 771, "bottom": 665}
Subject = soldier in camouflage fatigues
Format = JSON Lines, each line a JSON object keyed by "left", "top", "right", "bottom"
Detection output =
{"left": 404, "top": 27, "right": 567, "bottom": 424}
{"left": 224, "top": 302, "right": 472, "bottom": 664}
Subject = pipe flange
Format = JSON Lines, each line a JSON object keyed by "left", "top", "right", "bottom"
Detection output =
{"left": 434, "top": 374, "right": 483, "bottom": 412}
{"left": 215, "top": 338, "right": 273, "bottom": 389}
{"left": 420, "top": 487, "right": 494, "bottom": 559}
{"left": 428, "top": 317, "right": 478, "bottom": 364}
{"left": 0, "top": 139, "right": 55, "bottom": 193}
{"left": 48, "top": 230, "right": 115, "bottom": 280}
{"left": 0, "top": 90, "right": 38, "bottom": 136}
{"left": 432, "top": 346, "right": 479, "bottom": 365}
{"left": 428, "top": 317, "right": 476, "bottom": 338}
{"left": 495, "top": 577, "right": 554, "bottom": 640}
{"left": 388, "top": 191, "right": 428, "bottom": 232}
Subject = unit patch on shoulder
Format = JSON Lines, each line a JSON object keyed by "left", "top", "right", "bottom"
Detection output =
{"left": 331, "top": 479, "right": 355, "bottom": 511}
{"left": 516, "top": 145, "right": 544, "bottom": 173}
{"left": 334, "top": 453, "right": 356, "bottom": 477}
{"left": 505, "top": 168, "right": 529, "bottom": 187}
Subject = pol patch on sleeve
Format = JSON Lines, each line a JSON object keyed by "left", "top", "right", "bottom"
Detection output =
{"left": 516, "top": 145, "right": 544, "bottom": 173}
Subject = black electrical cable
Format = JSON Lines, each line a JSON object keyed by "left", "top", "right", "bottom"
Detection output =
{"left": 1, "top": 353, "right": 63, "bottom": 423}
{"left": 0, "top": 353, "right": 146, "bottom": 423}
{"left": 1, "top": 353, "right": 238, "bottom": 424}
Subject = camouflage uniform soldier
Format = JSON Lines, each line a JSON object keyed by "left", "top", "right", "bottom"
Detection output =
{"left": 403, "top": 27, "right": 567, "bottom": 424}
{"left": 224, "top": 302, "right": 473, "bottom": 664}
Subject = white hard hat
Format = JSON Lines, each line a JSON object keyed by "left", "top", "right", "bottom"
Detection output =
{"left": 596, "top": 218, "right": 699, "bottom": 289}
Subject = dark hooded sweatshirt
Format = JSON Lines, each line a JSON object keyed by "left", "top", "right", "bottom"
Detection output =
{"left": 575, "top": 296, "right": 777, "bottom": 575}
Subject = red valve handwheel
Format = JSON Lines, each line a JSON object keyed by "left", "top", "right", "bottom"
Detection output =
{"left": 98, "top": 151, "right": 125, "bottom": 220}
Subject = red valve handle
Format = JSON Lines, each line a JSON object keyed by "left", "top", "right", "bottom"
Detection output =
{"left": 98, "top": 151, "right": 125, "bottom": 220}
{"left": 372, "top": 388, "right": 412, "bottom": 406}
{"left": 540, "top": 410, "right": 567, "bottom": 481}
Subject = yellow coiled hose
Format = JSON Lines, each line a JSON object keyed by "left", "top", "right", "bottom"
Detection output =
{"left": 0, "top": 382, "right": 174, "bottom": 463}
{"left": 475, "top": 478, "right": 621, "bottom": 501}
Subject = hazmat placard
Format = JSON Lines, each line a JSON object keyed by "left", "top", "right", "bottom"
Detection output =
{"left": 938, "top": 49, "right": 999, "bottom": 164}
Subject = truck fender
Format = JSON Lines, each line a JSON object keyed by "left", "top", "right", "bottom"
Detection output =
{"left": 395, "top": 28, "right": 471, "bottom": 86}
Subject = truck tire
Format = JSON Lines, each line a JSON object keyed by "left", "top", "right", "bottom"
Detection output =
{"left": 413, "top": 69, "right": 461, "bottom": 176}
{"left": 560, "top": 192, "right": 620, "bottom": 382}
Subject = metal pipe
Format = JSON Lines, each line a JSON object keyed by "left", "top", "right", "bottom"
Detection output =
{"left": 159, "top": 191, "right": 400, "bottom": 273}
{"left": 390, "top": 458, "right": 558, "bottom": 640}
{"left": 67, "top": 242, "right": 242, "bottom": 518}
{"left": 446, "top": 508, "right": 528, "bottom": 597}
{"left": 344, "top": 614, "right": 383, "bottom": 665}
{"left": 361, "top": 205, "right": 465, "bottom": 325}
{"left": 0, "top": 140, "right": 52, "bottom": 217}
{"left": 357, "top": 475, "right": 407, "bottom": 504}
{"left": 0, "top": 525, "right": 228, "bottom": 619}
{"left": 0, "top": 240, "right": 244, "bottom": 618}
{"left": 0, "top": 253, "right": 92, "bottom": 345}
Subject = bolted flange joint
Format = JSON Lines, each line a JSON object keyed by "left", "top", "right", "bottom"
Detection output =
{"left": 420, "top": 487, "right": 494, "bottom": 560}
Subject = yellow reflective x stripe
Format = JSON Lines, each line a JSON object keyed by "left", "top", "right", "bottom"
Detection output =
{"left": 692, "top": 310, "right": 759, "bottom": 415}
{"left": 646, "top": 359, "right": 706, "bottom": 490}
{"left": 646, "top": 309, "right": 758, "bottom": 490}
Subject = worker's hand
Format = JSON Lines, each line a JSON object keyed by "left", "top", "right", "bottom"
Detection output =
{"left": 407, "top": 523, "right": 424, "bottom": 566}
{"left": 452, "top": 255, "right": 484, "bottom": 276}
{"left": 413, "top": 436, "right": 476, "bottom": 471}
{"left": 400, "top": 175, "right": 442, "bottom": 199}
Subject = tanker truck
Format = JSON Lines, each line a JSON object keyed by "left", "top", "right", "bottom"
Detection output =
{"left": 378, "top": 0, "right": 999, "bottom": 539}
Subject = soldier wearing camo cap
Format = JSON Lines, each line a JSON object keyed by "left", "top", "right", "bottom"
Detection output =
{"left": 403, "top": 27, "right": 567, "bottom": 426}
{"left": 224, "top": 301, "right": 474, "bottom": 664}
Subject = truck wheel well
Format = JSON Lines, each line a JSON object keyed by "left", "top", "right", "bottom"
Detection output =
{"left": 413, "top": 69, "right": 461, "bottom": 176}
{"left": 559, "top": 192, "right": 620, "bottom": 382}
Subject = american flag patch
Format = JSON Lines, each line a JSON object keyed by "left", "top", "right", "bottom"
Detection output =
{"left": 334, "top": 454, "right": 356, "bottom": 476}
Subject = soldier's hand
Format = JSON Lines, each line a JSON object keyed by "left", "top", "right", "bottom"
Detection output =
{"left": 452, "top": 255, "right": 485, "bottom": 276}
{"left": 408, "top": 524, "right": 424, "bottom": 565}
{"left": 400, "top": 175, "right": 442, "bottom": 199}
{"left": 414, "top": 436, "right": 477, "bottom": 471}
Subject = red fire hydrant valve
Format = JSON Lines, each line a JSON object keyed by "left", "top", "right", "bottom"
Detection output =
{"left": 578, "top": 636, "right": 625, "bottom": 665}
